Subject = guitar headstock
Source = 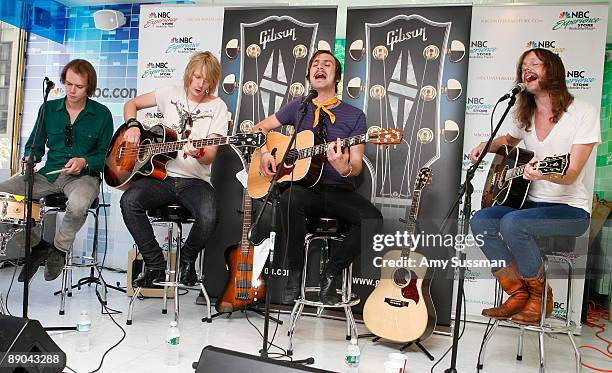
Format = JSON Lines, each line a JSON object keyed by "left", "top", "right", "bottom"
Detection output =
{"left": 231, "top": 132, "right": 266, "bottom": 148}
{"left": 414, "top": 167, "right": 432, "bottom": 191}
{"left": 539, "top": 154, "right": 570, "bottom": 175}
{"left": 366, "top": 127, "right": 403, "bottom": 145}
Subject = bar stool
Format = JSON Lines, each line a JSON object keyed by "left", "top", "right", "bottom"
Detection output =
{"left": 478, "top": 236, "right": 581, "bottom": 373}
{"left": 126, "top": 201, "right": 212, "bottom": 325}
{"left": 42, "top": 193, "right": 109, "bottom": 315}
{"left": 287, "top": 217, "right": 360, "bottom": 356}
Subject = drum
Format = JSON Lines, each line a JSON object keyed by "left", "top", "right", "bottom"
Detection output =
{"left": 0, "top": 193, "right": 43, "bottom": 225}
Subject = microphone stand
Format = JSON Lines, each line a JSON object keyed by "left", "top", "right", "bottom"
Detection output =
{"left": 22, "top": 81, "right": 75, "bottom": 331}
{"left": 443, "top": 95, "right": 516, "bottom": 373}
{"left": 248, "top": 98, "right": 313, "bottom": 361}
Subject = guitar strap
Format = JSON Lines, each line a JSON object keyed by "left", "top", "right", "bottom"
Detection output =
{"left": 317, "top": 111, "right": 328, "bottom": 141}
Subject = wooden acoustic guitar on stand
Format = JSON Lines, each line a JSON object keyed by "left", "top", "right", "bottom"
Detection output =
{"left": 362, "top": 167, "right": 437, "bottom": 343}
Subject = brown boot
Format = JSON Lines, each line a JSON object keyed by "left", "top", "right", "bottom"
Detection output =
{"left": 482, "top": 262, "right": 529, "bottom": 319}
{"left": 511, "top": 277, "right": 553, "bottom": 325}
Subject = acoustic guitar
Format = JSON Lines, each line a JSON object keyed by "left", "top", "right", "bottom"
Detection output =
{"left": 362, "top": 168, "right": 437, "bottom": 343}
{"left": 481, "top": 145, "right": 570, "bottom": 209}
{"left": 104, "top": 122, "right": 266, "bottom": 190}
{"left": 247, "top": 127, "right": 403, "bottom": 199}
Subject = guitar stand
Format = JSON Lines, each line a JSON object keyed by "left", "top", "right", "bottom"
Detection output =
{"left": 202, "top": 305, "right": 283, "bottom": 325}
{"left": 358, "top": 334, "right": 435, "bottom": 361}
{"left": 401, "top": 340, "right": 435, "bottom": 361}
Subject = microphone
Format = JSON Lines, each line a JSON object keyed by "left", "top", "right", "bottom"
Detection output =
{"left": 300, "top": 89, "right": 318, "bottom": 107}
{"left": 44, "top": 77, "right": 55, "bottom": 94}
{"left": 498, "top": 83, "right": 525, "bottom": 102}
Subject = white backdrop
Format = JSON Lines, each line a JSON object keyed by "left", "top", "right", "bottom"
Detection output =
{"left": 459, "top": 4, "right": 609, "bottom": 327}
{"left": 102, "top": 5, "right": 225, "bottom": 269}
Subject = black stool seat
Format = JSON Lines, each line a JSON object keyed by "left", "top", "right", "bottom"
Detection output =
{"left": 306, "top": 217, "right": 349, "bottom": 234}
{"left": 43, "top": 193, "right": 100, "bottom": 210}
{"left": 536, "top": 236, "right": 577, "bottom": 254}
{"left": 147, "top": 202, "right": 194, "bottom": 223}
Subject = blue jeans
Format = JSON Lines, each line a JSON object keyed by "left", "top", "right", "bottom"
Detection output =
{"left": 470, "top": 201, "right": 590, "bottom": 277}
{"left": 120, "top": 176, "right": 218, "bottom": 269}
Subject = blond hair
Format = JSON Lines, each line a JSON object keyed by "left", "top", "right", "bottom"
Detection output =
{"left": 183, "top": 51, "right": 221, "bottom": 95}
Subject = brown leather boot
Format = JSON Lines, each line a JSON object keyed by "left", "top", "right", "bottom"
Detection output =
{"left": 482, "top": 262, "right": 529, "bottom": 319}
{"left": 511, "top": 277, "right": 553, "bottom": 325}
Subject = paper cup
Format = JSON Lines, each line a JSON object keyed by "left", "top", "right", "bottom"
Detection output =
{"left": 384, "top": 360, "right": 404, "bottom": 373}
{"left": 388, "top": 352, "right": 408, "bottom": 371}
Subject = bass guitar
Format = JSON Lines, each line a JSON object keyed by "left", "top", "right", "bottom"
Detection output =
{"left": 481, "top": 145, "right": 569, "bottom": 209}
{"left": 247, "top": 127, "right": 403, "bottom": 199}
{"left": 216, "top": 182, "right": 267, "bottom": 312}
{"left": 104, "top": 122, "right": 266, "bottom": 190}
{"left": 362, "top": 168, "right": 437, "bottom": 343}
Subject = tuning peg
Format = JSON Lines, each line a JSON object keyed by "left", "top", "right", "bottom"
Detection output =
{"left": 445, "top": 40, "right": 466, "bottom": 63}
{"left": 225, "top": 38, "right": 239, "bottom": 59}
{"left": 442, "top": 79, "right": 463, "bottom": 101}
{"left": 222, "top": 74, "right": 239, "bottom": 95}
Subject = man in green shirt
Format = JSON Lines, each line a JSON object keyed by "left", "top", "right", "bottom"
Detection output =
{"left": 0, "top": 59, "right": 113, "bottom": 282}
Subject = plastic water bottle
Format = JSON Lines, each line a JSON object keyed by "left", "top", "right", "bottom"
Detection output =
{"left": 75, "top": 310, "right": 92, "bottom": 352}
{"left": 345, "top": 338, "right": 360, "bottom": 372}
{"left": 165, "top": 321, "right": 180, "bottom": 365}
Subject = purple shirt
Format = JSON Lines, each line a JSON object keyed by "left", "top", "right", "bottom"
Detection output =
{"left": 275, "top": 97, "right": 366, "bottom": 186}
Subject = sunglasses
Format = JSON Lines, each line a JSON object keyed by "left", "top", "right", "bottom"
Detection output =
{"left": 65, "top": 123, "right": 73, "bottom": 147}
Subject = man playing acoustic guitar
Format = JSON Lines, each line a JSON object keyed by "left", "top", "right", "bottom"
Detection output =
{"left": 120, "top": 51, "right": 228, "bottom": 288}
{"left": 470, "top": 48, "right": 600, "bottom": 324}
{"left": 254, "top": 50, "right": 383, "bottom": 305}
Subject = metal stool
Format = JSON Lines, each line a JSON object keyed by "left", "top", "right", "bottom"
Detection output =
{"left": 126, "top": 202, "right": 212, "bottom": 325}
{"left": 478, "top": 236, "right": 581, "bottom": 373}
{"left": 43, "top": 193, "right": 110, "bottom": 315}
{"left": 287, "top": 217, "right": 360, "bottom": 356}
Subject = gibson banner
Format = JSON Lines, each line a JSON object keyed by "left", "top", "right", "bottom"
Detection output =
{"left": 344, "top": 5, "right": 472, "bottom": 324}
{"left": 219, "top": 7, "right": 337, "bottom": 135}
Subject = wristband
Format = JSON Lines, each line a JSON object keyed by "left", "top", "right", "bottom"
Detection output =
{"left": 126, "top": 118, "right": 141, "bottom": 128}
{"left": 341, "top": 164, "right": 353, "bottom": 178}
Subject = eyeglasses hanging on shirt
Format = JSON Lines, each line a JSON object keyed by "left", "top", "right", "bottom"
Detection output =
{"left": 64, "top": 123, "right": 73, "bottom": 147}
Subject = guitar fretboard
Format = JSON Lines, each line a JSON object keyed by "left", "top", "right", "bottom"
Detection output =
{"left": 401, "top": 190, "right": 421, "bottom": 259}
{"left": 143, "top": 137, "right": 233, "bottom": 155}
{"left": 290, "top": 134, "right": 369, "bottom": 161}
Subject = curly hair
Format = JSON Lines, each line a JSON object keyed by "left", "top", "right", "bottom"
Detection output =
{"left": 514, "top": 48, "right": 573, "bottom": 131}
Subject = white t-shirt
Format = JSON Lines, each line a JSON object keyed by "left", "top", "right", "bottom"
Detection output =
{"left": 154, "top": 85, "right": 228, "bottom": 182}
{"left": 508, "top": 99, "right": 601, "bottom": 212}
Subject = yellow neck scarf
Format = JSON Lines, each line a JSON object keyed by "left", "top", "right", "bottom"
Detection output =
{"left": 312, "top": 96, "right": 339, "bottom": 127}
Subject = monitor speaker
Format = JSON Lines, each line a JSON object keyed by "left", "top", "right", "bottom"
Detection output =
{"left": 93, "top": 9, "right": 126, "bottom": 31}
{"left": 0, "top": 315, "right": 66, "bottom": 372}
{"left": 193, "top": 345, "right": 335, "bottom": 373}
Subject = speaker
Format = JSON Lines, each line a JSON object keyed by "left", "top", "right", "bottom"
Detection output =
{"left": 93, "top": 9, "right": 126, "bottom": 31}
{"left": 0, "top": 315, "right": 66, "bottom": 372}
{"left": 193, "top": 345, "right": 335, "bottom": 373}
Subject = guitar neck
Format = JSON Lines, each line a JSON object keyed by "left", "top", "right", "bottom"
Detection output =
{"left": 240, "top": 189, "right": 252, "bottom": 256}
{"left": 401, "top": 190, "right": 421, "bottom": 258}
{"left": 296, "top": 134, "right": 368, "bottom": 160}
{"left": 147, "top": 136, "right": 232, "bottom": 155}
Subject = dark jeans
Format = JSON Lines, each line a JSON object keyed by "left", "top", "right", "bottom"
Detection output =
{"left": 280, "top": 184, "right": 383, "bottom": 275}
{"left": 470, "top": 201, "right": 590, "bottom": 277}
{"left": 120, "top": 176, "right": 218, "bottom": 269}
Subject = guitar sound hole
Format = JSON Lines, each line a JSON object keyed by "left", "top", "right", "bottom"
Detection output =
{"left": 393, "top": 268, "right": 410, "bottom": 287}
